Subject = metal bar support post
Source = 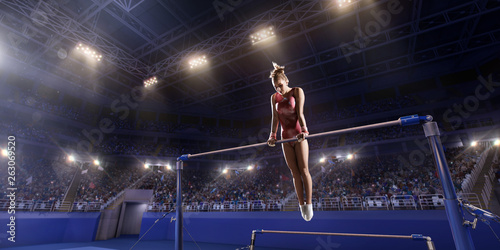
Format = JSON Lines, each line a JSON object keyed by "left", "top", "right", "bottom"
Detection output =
{"left": 175, "top": 160, "right": 183, "bottom": 250}
{"left": 423, "top": 122, "right": 475, "bottom": 250}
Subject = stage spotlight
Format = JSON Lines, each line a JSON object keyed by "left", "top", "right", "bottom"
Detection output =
{"left": 319, "top": 157, "right": 326, "bottom": 163}
{"left": 68, "top": 155, "right": 75, "bottom": 162}
{"left": 251, "top": 27, "right": 275, "bottom": 45}
{"left": 166, "top": 164, "right": 172, "bottom": 170}
{"left": 1, "top": 149, "right": 7, "bottom": 157}
{"left": 144, "top": 76, "right": 158, "bottom": 87}
{"left": 494, "top": 139, "right": 499, "bottom": 146}
{"left": 144, "top": 163, "right": 149, "bottom": 169}
{"left": 337, "top": 0, "right": 352, "bottom": 7}
{"left": 76, "top": 43, "right": 102, "bottom": 61}
{"left": 247, "top": 165, "right": 253, "bottom": 171}
{"left": 223, "top": 168, "right": 228, "bottom": 174}
{"left": 470, "top": 141, "right": 477, "bottom": 147}
{"left": 93, "top": 160, "right": 100, "bottom": 166}
{"left": 189, "top": 55, "right": 208, "bottom": 69}
{"left": 347, "top": 154, "right": 353, "bottom": 160}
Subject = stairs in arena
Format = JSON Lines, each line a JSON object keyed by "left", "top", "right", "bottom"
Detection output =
{"left": 59, "top": 168, "right": 83, "bottom": 211}
{"left": 283, "top": 195, "right": 299, "bottom": 211}
{"left": 102, "top": 170, "right": 154, "bottom": 210}
{"left": 471, "top": 149, "right": 496, "bottom": 208}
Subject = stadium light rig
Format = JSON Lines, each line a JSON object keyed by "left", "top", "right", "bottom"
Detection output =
{"left": 76, "top": 43, "right": 102, "bottom": 61}
{"left": 144, "top": 76, "right": 158, "bottom": 87}
{"left": 337, "top": 0, "right": 353, "bottom": 7}
{"left": 189, "top": 55, "right": 208, "bottom": 69}
{"left": 250, "top": 27, "right": 275, "bottom": 45}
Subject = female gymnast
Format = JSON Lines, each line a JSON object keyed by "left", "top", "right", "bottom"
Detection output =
{"left": 267, "top": 62, "right": 313, "bottom": 221}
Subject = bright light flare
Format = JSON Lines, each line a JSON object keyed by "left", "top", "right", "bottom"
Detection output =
{"left": 144, "top": 76, "right": 158, "bottom": 87}
{"left": 347, "top": 154, "right": 353, "bottom": 160}
{"left": 494, "top": 139, "right": 499, "bottom": 146}
{"left": 189, "top": 56, "right": 207, "bottom": 69}
{"left": 144, "top": 163, "right": 149, "bottom": 169}
{"left": 93, "top": 160, "right": 100, "bottom": 166}
{"left": 222, "top": 168, "right": 228, "bottom": 174}
{"left": 166, "top": 164, "right": 172, "bottom": 170}
{"left": 319, "top": 157, "right": 326, "bottom": 163}
{"left": 76, "top": 43, "right": 102, "bottom": 61}
{"left": 470, "top": 141, "right": 477, "bottom": 147}
{"left": 247, "top": 165, "right": 253, "bottom": 171}
{"left": 68, "top": 155, "right": 75, "bottom": 162}
{"left": 1, "top": 149, "right": 7, "bottom": 157}
{"left": 337, "top": 0, "right": 352, "bottom": 7}
{"left": 251, "top": 27, "right": 275, "bottom": 45}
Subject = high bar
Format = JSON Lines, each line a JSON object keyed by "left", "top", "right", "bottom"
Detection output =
{"left": 177, "top": 114, "right": 432, "bottom": 161}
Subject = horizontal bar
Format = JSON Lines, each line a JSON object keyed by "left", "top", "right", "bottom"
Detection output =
{"left": 178, "top": 115, "right": 431, "bottom": 161}
{"left": 257, "top": 229, "right": 413, "bottom": 239}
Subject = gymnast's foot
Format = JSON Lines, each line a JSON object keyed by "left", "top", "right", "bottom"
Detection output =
{"left": 300, "top": 203, "right": 313, "bottom": 221}
{"left": 304, "top": 203, "right": 313, "bottom": 221}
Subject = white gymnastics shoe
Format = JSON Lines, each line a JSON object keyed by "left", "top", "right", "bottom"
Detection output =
{"left": 299, "top": 203, "right": 307, "bottom": 221}
{"left": 304, "top": 203, "right": 314, "bottom": 221}
{"left": 299, "top": 203, "right": 313, "bottom": 221}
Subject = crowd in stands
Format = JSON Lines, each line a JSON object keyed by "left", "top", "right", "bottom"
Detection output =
{"left": 143, "top": 164, "right": 292, "bottom": 206}
{"left": 0, "top": 120, "right": 51, "bottom": 143}
{"left": 75, "top": 162, "right": 147, "bottom": 203}
{"left": 313, "top": 146, "right": 485, "bottom": 200}
{"left": 308, "top": 96, "right": 419, "bottom": 126}
{"left": 106, "top": 116, "right": 240, "bottom": 138}
{"left": 1, "top": 86, "right": 95, "bottom": 124}
{"left": 0, "top": 156, "right": 75, "bottom": 201}
{"left": 0, "top": 144, "right": 493, "bottom": 212}
{"left": 3, "top": 84, "right": 497, "bottom": 164}
{"left": 143, "top": 146, "right": 487, "bottom": 206}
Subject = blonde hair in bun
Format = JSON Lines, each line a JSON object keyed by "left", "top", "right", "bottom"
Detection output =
{"left": 269, "top": 62, "right": 288, "bottom": 83}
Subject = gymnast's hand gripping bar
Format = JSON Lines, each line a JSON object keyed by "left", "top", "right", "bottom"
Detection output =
{"left": 177, "top": 114, "right": 432, "bottom": 161}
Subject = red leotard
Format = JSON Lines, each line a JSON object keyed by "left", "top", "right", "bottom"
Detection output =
{"left": 275, "top": 88, "right": 301, "bottom": 142}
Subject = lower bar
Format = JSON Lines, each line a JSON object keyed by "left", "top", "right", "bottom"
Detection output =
{"left": 259, "top": 229, "right": 412, "bottom": 239}
{"left": 250, "top": 229, "right": 435, "bottom": 250}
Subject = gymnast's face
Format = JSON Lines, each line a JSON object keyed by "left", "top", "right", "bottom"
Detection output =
{"left": 273, "top": 76, "right": 288, "bottom": 94}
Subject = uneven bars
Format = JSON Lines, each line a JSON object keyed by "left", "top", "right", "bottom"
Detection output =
{"left": 174, "top": 114, "right": 433, "bottom": 250}
{"left": 177, "top": 114, "right": 432, "bottom": 161}
{"left": 249, "top": 229, "right": 435, "bottom": 250}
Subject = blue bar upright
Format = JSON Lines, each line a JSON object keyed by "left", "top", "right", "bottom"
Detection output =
{"left": 423, "top": 122, "right": 475, "bottom": 250}
{"left": 175, "top": 160, "right": 183, "bottom": 250}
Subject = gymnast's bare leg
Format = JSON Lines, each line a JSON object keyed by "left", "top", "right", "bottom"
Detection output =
{"left": 282, "top": 139, "right": 313, "bottom": 221}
